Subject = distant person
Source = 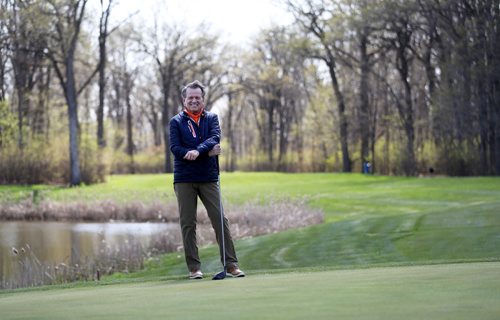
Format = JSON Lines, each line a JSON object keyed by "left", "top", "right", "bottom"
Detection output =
{"left": 429, "top": 167, "right": 435, "bottom": 175}
{"left": 169, "top": 80, "right": 244, "bottom": 279}
{"left": 363, "top": 161, "right": 371, "bottom": 174}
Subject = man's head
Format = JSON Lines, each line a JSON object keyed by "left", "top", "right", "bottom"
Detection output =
{"left": 182, "top": 80, "right": 206, "bottom": 114}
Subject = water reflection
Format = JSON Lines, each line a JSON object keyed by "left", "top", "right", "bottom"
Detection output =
{"left": 0, "top": 221, "right": 180, "bottom": 288}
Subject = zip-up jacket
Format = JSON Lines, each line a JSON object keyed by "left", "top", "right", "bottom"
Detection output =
{"left": 169, "top": 110, "right": 220, "bottom": 183}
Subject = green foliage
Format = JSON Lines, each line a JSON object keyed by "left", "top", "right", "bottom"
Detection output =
{"left": 0, "top": 100, "right": 16, "bottom": 147}
{"left": 78, "top": 134, "right": 106, "bottom": 184}
{"left": 0, "top": 131, "right": 107, "bottom": 185}
{"left": 435, "top": 143, "right": 482, "bottom": 176}
{"left": 110, "top": 147, "right": 164, "bottom": 174}
{"left": 0, "top": 140, "right": 60, "bottom": 184}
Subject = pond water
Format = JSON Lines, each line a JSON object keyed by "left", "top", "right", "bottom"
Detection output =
{"left": 0, "top": 221, "right": 181, "bottom": 288}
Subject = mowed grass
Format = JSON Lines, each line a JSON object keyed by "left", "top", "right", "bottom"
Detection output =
{"left": 1, "top": 263, "right": 499, "bottom": 320}
{"left": 1, "top": 173, "right": 499, "bottom": 319}
{"left": 94, "top": 173, "right": 499, "bottom": 279}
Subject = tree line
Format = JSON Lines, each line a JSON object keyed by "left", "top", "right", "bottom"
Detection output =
{"left": 0, "top": 0, "right": 498, "bottom": 185}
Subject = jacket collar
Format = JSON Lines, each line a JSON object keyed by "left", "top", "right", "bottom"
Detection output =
{"left": 181, "top": 109, "right": 206, "bottom": 119}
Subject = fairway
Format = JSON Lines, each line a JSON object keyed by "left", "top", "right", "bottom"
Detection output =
{"left": 1, "top": 262, "right": 499, "bottom": 320}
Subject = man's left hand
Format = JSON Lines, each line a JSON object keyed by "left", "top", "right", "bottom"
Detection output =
{"left": 208, "top": 144, "right": 222, "bottom": 157}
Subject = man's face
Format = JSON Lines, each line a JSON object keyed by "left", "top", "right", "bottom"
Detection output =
{"left": 183, "top": 87, "right": 205, "bottom": 113}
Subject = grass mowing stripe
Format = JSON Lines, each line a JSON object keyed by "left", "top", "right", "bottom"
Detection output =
{"left": 126, "top": 207, "right": 499, "bottom": 278}
{"left": 0, "top": 263, "right": 499, "bottom": 320}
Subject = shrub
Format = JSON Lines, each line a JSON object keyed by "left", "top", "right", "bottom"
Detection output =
{"left": 0, "top": 142, "right": 60, "bottom": 184}
{"left": 110, "top": 147, "right": 165, "bottom": 174}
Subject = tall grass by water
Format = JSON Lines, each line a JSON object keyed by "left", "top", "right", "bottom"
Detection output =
{"left": 1, "top": 196, "right": 323, "bottom": 289}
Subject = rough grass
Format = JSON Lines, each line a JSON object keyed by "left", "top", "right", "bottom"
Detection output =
{"left": 1, "top": 263, "right": 499, "bottom": 320}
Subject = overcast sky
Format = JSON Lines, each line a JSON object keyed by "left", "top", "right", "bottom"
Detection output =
{"left": 112, "top": 0, "right": 294, "bottom": 46}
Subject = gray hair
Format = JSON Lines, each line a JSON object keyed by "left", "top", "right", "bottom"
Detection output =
{"left": 181, "top": 80, "right": 206, "bottom": 99}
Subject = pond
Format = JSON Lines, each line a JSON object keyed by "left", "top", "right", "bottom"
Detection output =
{"left": 0, "top": 221, "right": 183, "bottom": 289}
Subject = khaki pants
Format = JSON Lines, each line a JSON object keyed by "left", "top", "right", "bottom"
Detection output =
{"left": 174, "top": 182, "right": 239, "bottom": 272}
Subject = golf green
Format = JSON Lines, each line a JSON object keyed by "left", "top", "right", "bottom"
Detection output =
{"left": 1, "top": 262, "right": 499, "bottom": 319}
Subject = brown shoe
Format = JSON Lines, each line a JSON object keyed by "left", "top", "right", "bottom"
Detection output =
{"left": 227, "top": 266, "right": 245, "bottom": 278}
{"left": 189, "top": 270, "right": 203, "bottom": 279}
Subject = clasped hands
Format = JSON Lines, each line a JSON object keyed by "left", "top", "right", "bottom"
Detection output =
{"left": 184, "top": 144, "right": 221, "bottom": 161}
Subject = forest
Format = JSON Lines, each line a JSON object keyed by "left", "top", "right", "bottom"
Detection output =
{"left": 0, "top": 0, "right": 499, "bottom": 185}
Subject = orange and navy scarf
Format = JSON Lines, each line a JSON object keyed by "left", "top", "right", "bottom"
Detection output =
{"left": 184, "top": 108, "right": 204, "bottom": 125}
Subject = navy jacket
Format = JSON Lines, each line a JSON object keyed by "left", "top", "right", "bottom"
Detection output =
{"left": 169, "top": 110, "right": 220, "bottom": 183}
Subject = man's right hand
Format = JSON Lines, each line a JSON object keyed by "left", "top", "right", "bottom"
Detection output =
{"left": 184, "top": 150, "right": 200, "bottom": 160}
{"left": 208, "top": 144, "right": 222, "bottom": 157}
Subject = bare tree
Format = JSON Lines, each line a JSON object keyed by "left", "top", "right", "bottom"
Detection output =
{"left": 387, "top": 2, "right": 418, "bottom": 175}
{"left": 287, "top": 0, "right": 352, "bottom": 172}
{"left": 123, "top": 70, "right": 135, "bottom": 172}
{"left": 7, "top": 0, "right": 48, "bottom": 148}
{"left": 44, "top": 0, "right": 98, "bottom": 185}
{"left": 96, "top": 0, "right": 113, "bottom": 149}
{"left": 139, "top": 22, "right": 221, "bottom": 173}
{"left": 0, "top": 0, "right": 9, "bottom": 102}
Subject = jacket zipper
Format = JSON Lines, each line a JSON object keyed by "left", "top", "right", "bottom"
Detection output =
{"left": 188, "top": 119, "right": 203, "bottom": 140}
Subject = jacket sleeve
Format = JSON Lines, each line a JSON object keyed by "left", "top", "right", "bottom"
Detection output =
{"left": 169, "top": 117, "right": 189, "bottom": 159}
{"left": 196, "top": 114, "right": 221, "bottom": 154}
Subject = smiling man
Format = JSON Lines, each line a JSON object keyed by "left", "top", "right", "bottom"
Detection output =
{"left": 169, "top": 80, "right": 244, "bottom": 280}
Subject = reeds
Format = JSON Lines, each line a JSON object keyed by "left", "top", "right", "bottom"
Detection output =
{"left": 0, "top": 200, "right": 179, "bottom": 222}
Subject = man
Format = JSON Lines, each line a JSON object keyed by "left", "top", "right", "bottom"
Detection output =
{"left": 169, "top": 80, "right": 245, "bottom": 279}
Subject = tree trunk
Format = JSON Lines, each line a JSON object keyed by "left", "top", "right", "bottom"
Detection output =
{"left": 359, "top": 30, "right": 370, "bottom": 172}
{"left": 33, "top": 66, "right": 51, "bottom": 136}
{"left": 152, "top": 110, "right": 161, "bottom": 146}
{"left": 48, "top": 0, "right": 89, "bottom": 186}
{"left": 97, "top": 34, "right": 106, "bottom": 148}
{"left": 266, "top": 103, "right": 274, "bottom": 166}
{"left": 395, "top": 29, "right": 416, "bottom": 176}
{"left": 0, "top": 40, "right": 6, "bottom": 101}
{"left": 65, "top": 55, "right": 82, "bottom": 186}
{"left": 278, "top": 96, "right": 291, "bottom": 171}
{"left": 494, "top": 3, "right": 500, "bottom": 175}
{"left": 97, "top": 0, "right": 112, "bottom": 149}
{"left": 161, "top": 71, "right": 173, "bottom": 173}
{"left": 225, "top": 92, "right": 235, "bottom": 172}
{"left": 16, "top": 87, "right": 27, "bottom": 148}
{"left": 125, "top": 73, "right": 134, "bottom": 174}
{"left": 327, "top": 59, "right": 351, "bottom": 172}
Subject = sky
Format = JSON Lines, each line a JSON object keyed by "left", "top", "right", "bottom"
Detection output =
{"left": 113, "top": 0, "right": 294, "bottom": 46}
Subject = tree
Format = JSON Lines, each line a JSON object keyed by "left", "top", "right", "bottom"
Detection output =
{"left": 242, "top": 27, "right": 308, "bottom": 170}
{"left": 140, "top": 22, "right": 221, "bottom": 173}
{"left": 44, "top": 0, "right": 98, "bottom": 185}
{"left": 0, "top": 0, "right": 9, "bottom": 102}
{"left": 124, "top": 69, "right": 135, "bottom": 172}
{"left": 287, "top": 0, "right": 352, "bottom": 172}
{"left": 382, "top": 0, "right": 419, "bottom": 175}
{"left": 346, "top": 0, "right": 383, "bottom": 172}
{"left": 7, "top": 0, "right": 48, "bottom": 148}
{"left": 109, "top": 24, "right": 139, "bottom": 172}
{"left": 96, "top": 0, "right": 113, "bottom": 149}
